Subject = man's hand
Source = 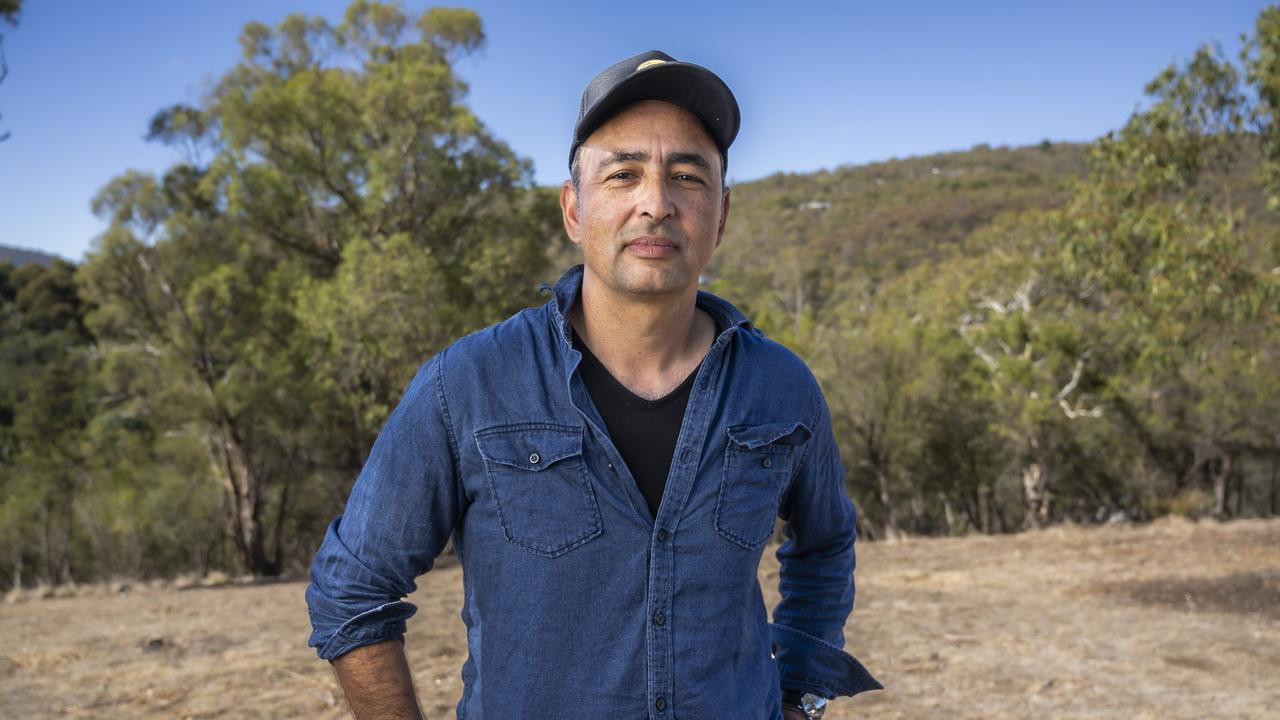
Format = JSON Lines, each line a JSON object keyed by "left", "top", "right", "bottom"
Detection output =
{"left": 782, "top": 704, "right": 807, "bottom": 720}
{"left": 330, "top": 638, "right": 425, "bottom": 719}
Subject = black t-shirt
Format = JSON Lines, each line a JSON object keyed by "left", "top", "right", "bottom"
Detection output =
{"left": 572, "top": 325, "right": 709, "bottom": 518}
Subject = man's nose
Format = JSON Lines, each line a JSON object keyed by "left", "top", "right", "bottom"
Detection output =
{"left": 637, "top": 173, "right": 674, "bottom": 222}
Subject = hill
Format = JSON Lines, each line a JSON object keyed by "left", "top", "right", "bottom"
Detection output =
{"left": 710, "top": 137, "right": 1268, "bottom": 321}
{"left": 0, "top": 244, "right": 64, "bottom": 268}
{"left": 706, "top": 142, "right": 1090, "bottom": 322}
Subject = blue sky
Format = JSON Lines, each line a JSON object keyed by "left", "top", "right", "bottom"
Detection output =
{"left": 0, "top": 0, "right": 1270, "bottom": 261}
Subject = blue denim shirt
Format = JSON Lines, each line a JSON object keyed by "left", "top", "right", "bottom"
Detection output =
{"left": 306, "top": 264, "right": 880, "bottom": 719}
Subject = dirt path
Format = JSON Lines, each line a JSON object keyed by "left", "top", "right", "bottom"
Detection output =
{"left": 1, "top": 518, "right": 1277, "bottom": 719}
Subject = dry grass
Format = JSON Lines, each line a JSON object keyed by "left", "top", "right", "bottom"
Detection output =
{"left": 1, "top": 517, "right": 1277, "bottom": 719}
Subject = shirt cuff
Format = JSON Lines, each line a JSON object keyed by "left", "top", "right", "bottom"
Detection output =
{"left": 308, "top": 599, "right": 418, "bottom": 661}
{"left": 771, "top": 622, "right": 882, "bottom": 698}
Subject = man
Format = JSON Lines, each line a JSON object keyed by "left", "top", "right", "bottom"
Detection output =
{"left": 306, "top": 50, "right": 880, "bottom": 720}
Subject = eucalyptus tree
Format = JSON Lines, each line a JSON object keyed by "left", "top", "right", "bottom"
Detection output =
{"left": 79, "top": 3, "right": 554, "bottom": 575}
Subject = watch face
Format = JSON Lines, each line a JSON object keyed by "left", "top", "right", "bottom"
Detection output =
{"left": 800, "top": 693, "right": 827, "bottom": 718}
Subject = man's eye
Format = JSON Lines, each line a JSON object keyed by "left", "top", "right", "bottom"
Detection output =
{"left": 675, "top": 174, "right": 704, "bottom": 184}
{"left": 609, "top": 171, "right": 636, "bottom": 180}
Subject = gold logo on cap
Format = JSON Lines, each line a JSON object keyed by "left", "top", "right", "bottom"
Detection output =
{"left": 637, "top": 59, "right": 667, "bottom": 71}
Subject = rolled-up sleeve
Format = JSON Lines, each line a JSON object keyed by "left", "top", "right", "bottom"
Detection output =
{"left": 771, "top": 390, "right": 881, "bottom": 698}
{"left": 306, "top": 352, "right": 466, "bottom": 661}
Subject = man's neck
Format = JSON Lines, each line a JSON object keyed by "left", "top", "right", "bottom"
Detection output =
{"left": 570, "top": 272, "right": 715, "bottom": 400}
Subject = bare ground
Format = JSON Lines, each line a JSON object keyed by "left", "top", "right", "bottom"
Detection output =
{"left": 1, "top": 517, "right": 1277, "bottom": 719}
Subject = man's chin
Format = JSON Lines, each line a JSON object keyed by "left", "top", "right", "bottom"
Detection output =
{"left": 613, "top": 269, "right": 691, "bottom": 297}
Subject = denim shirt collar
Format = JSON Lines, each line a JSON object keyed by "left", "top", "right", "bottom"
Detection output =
{"left": 539, "top": 264, "right": 755, "bottom": 360}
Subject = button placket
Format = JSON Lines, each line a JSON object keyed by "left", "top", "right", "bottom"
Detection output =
{"left": 643, "top": 338, "right": 726, "bottom": 720}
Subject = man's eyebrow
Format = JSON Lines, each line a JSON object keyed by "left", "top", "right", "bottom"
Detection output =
{"left": 667, "top": 152, "right": 711, "bottom": 170}
{"left": 598, "top": 150, "right": 712, "bottom": 170}
{"left": 600, "top": 151, "right": 649, "bottom": 168}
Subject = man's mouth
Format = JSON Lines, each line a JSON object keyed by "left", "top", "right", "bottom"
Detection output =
{"left": 625, "top": 236, "right": 678, "bottom": 248}
{"left": 624, "top": 236, "right": 679, "bottom": 258}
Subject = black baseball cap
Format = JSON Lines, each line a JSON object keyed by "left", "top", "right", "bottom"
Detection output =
{"left": 569, "top": 50, "right": 740, "bottom": 171}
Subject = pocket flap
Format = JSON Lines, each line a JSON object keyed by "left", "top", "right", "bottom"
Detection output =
{"left": 475, "top": 424, "right": 583, "bottom": 471}
{"left": 727, "top": 422, "right": 812, "bottom": 450}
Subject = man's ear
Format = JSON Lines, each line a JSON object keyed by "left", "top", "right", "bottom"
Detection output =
{"left": 714, "top": 187, "right": 731, "bottom": 249}
{"left": 561, "top": 181, "right": 583, "bottom": 246}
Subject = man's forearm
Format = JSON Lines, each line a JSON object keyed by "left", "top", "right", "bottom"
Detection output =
{"left": 331, "top": 638, "right": 424, "bottom": 720}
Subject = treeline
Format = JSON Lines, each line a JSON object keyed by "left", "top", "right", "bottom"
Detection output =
{"left": 1, "top": 3, "right": 1278, "bottom": 587}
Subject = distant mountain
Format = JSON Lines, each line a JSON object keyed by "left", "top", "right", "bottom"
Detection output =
{"left": 0, "top": 245, "right": 66, "bottom": 268}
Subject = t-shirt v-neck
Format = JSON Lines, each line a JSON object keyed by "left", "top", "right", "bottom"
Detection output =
{"left": 571, "top": 325, "right": 709, "bottom": 518}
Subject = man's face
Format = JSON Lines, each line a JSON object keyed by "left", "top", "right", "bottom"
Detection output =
{"left": 561, "top": 100, "right": 730, "bottom": 300}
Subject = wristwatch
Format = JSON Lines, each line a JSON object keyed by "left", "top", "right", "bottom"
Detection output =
{"left": 781, "top": 689, "right": 827, "bottom": 719}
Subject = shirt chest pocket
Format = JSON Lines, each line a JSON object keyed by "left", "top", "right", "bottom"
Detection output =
{"left": 474, "top": 424, "right": 603, "bottom": 558}
{"left": 715, "top": 422, "right": 812, "bottom": 550}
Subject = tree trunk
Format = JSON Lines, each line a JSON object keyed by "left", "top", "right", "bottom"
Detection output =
{"left": 940, "top": 492, "right": 959, "bottom": 534}
{"left": 41, "top": 504, "right": 54, "bottom": 586}
{"left": 982, "top": 485, "right": 1005, "bottom": 534}
{"left": 212, "top": 421, "right": 281, "bottom": 577}
{"left": 855, "top": 512, "right": 879, "bottom": 541}
{"left": 961, "top": 488, "right": 981, "bottom": 533}
{"left": 1234, "top": 464, "right": 1245, "bottom": 518}
{"left": 270, "top": 475, "right": 293, "bottom": 574}
{"left": 1212, "top": 454, "right": 1233, "bottom": 520}
{"left": 1270, "top": 456, "right": 1278, "bottom": 517}
{"left": 59, "top": 499, "right": 75, "bottom": 587}
{"left": 977, "top": 487, "right": 989, "bottom": 534}
{"left": 1022, "top": 461, "right": 1048, "bottom": 529}
{"left": 11, "top": 543, "right": 21, "bottom": 590}
{"left": 876, "top": 468, "right": 900, "bottom": 537}
{"left": 909, "top": 490, "right": 926, "bottom": 533}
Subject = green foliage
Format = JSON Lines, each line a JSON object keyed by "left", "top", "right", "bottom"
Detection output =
{"left": 1247, "top": 6, "right": 1280, "bottom": 208}
{"left": 0, "top": 260, "right": 96, "bottom": 586}
{"left": 418, "top": 7, "right": 485, "bottom": 54}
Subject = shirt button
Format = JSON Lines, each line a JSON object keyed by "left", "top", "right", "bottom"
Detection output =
{"left": 761, "top": 457, "right": 772, "bottom": 469}
{"left": 655, "top": 696, "right": 666, "bottom": 711}
{"left": 529, "top": 452, "right": 541, "bottom": 464}
{"left": 656, "top": 529, "right": 668, "bottom": 542}
{"left": 654, "top": 611, "right": 665, "bottom": 626}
